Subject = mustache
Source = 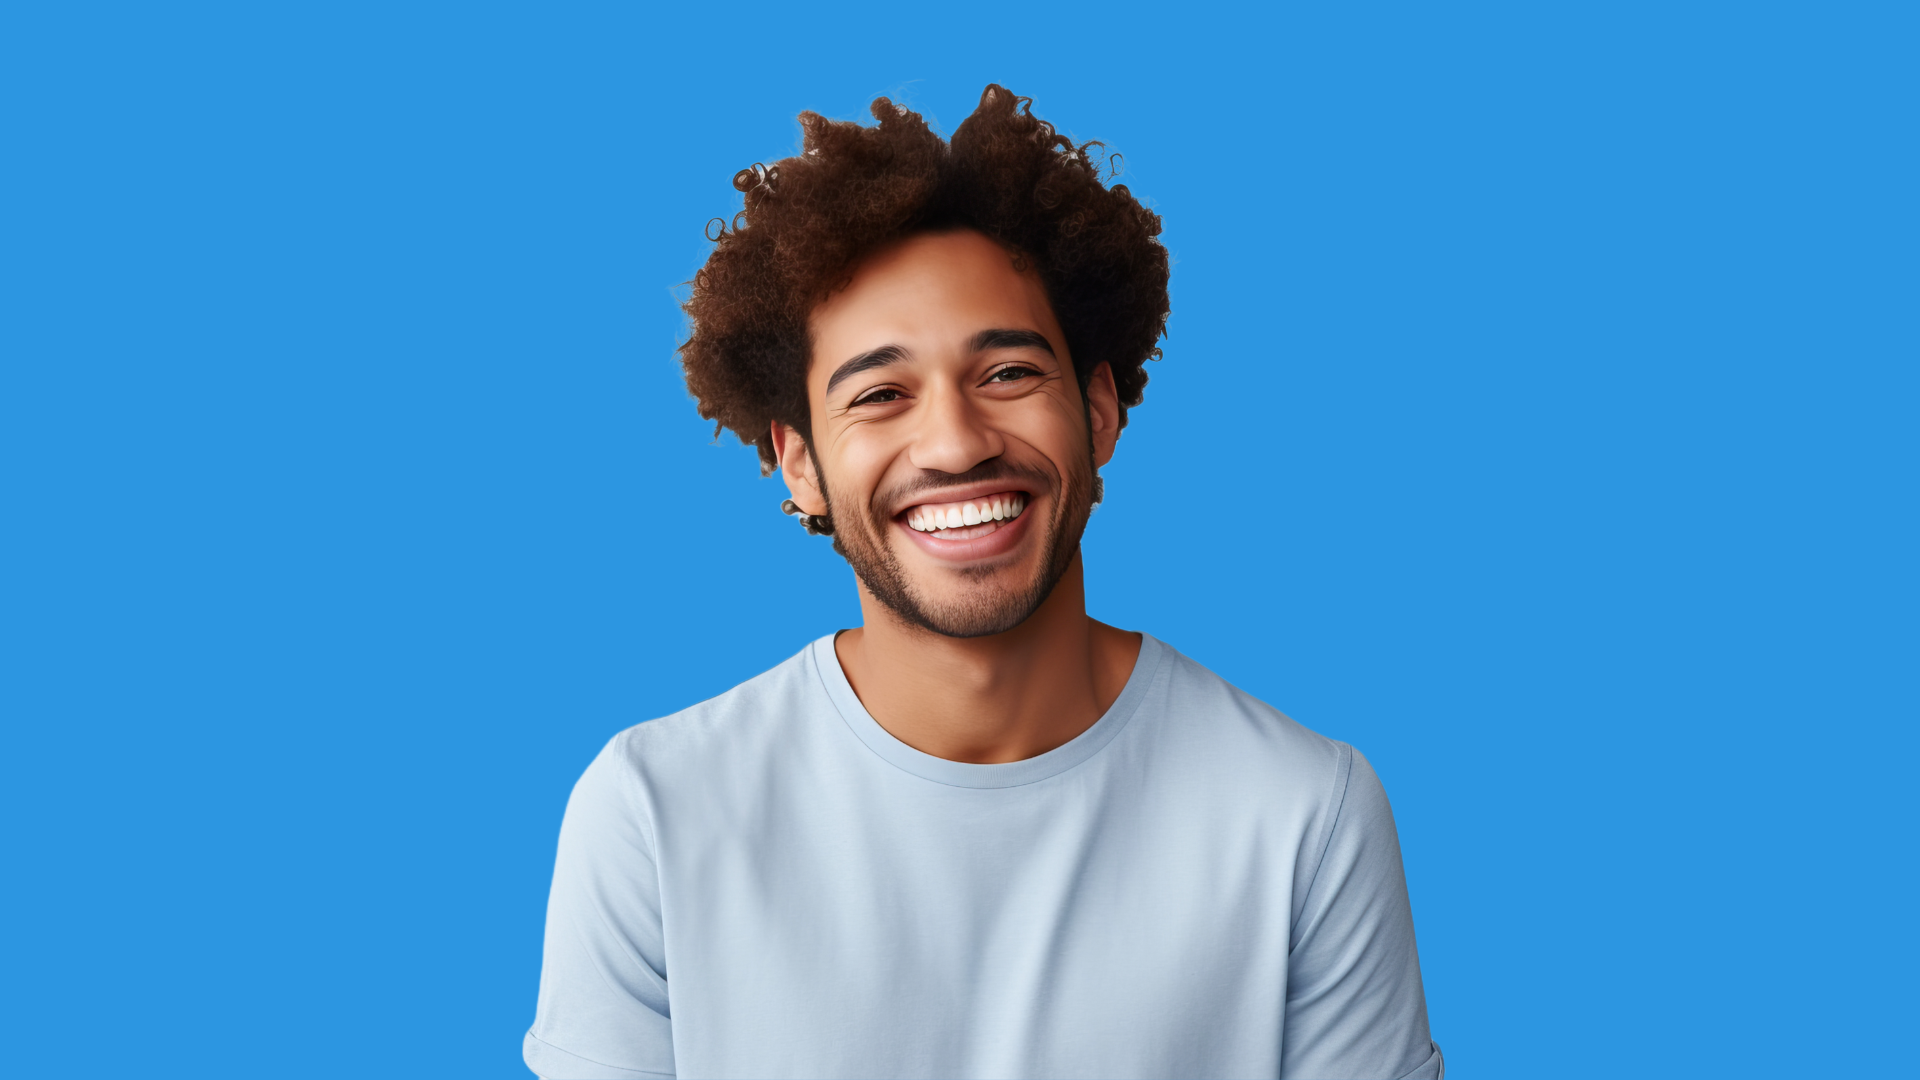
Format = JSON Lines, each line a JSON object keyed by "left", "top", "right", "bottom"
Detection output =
{"left": 874, "top": 459, "right": 1057, "bottom": 515}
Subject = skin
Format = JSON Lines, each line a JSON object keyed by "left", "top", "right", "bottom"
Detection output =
{"left": 772, "top": 229, "right": 1142, "bottom": 765}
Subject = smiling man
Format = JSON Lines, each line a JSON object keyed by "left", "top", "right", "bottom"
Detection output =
{"left": 524, "top": 87, "right": 1442, "bottom": 1080}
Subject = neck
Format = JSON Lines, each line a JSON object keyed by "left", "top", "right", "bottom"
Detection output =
{"left": 834, "top": 550, "right": 1142, "bottom": 764}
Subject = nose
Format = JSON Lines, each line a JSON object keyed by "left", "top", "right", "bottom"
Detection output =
{"left": 906, "top": 381, "right": 1004, "bottom": 475}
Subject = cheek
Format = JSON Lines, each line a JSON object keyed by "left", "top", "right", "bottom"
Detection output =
{"left": 1010, "top": 394, "right": 1092, "bottom": 459}
{"left": 823, "top": 439, "right": 895, "bottom": 511}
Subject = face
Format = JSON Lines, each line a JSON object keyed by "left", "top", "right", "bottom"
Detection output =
{"left": 775, "top": 229, "right": 1120, "bottom": 638}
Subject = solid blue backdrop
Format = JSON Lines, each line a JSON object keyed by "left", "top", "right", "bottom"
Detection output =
{"left": 4, "top": 2, "right": 1913, "bottom": 1076}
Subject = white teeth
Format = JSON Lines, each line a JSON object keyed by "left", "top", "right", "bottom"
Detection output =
{"left": 905, "top": 494, "right": 1029, "bottom": 534}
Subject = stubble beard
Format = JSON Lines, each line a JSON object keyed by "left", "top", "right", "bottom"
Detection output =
{"left": 820, "top": 450, "right": 1095, "bottom": 640}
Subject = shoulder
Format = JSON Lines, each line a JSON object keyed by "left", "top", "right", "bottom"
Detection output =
{"left": 1133, "top": 641, "right": 1404, "bottom": 920}
{"left": 1144, "top": 639, "right": 1352, "bottom": 794}
{"left": 610, "top": 638, "right": 823, "bottom": 758}
{"left": 576, "top": 637, "right": 834, "bottom": 814}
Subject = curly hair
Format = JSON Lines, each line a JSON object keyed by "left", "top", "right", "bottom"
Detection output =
{"left": 679, "top": 84, "right": 1171, "bottom": 475}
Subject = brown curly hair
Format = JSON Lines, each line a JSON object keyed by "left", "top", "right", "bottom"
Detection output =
{"left": 679, "top": 84, "right": 1171, "bottom": 475}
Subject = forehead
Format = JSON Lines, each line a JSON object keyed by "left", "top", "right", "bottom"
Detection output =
{"left": 807, "top": 230, "right": 1062, "bottom": 381}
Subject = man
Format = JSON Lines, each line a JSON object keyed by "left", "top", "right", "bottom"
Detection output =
{"left": 525, "top": 86, "right": 1442, "bottom": 1080}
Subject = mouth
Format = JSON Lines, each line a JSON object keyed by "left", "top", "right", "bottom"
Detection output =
{"left": 898, "top": 490, "right": 1029, "bottom": 543}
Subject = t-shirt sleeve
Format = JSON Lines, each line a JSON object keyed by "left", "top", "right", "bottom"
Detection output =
{"left": 1282, "top": 745, "right": 1443, "bottom": 1080}
{"left": 524, "top": 732, "right": 676, "bottom": 1079}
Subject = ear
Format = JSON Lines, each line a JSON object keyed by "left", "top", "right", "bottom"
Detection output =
{"left": 1084, "top": 362, "right": 1122, "bottom": 468}
{"left": 772, "top": 421, "right": 828, "bottom": 516}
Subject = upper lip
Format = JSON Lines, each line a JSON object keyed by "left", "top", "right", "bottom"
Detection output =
{"left": 891, "top": 481, "right": 1038, "bottom": 519}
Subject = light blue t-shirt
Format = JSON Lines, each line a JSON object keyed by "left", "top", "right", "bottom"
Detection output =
{"left": 525, "top": 633, "right": 1442, "bottom": 1080}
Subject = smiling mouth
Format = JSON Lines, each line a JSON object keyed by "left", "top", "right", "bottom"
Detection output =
{"left": 902, "top": 491, "right": 1029, "bottom": 540}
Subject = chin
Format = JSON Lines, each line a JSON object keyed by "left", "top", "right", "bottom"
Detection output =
{"left": 867, "top": 543, "right": 1071, "bottom": 638}
{"left": 908, "top": 588, "right": 1046, "bottom": 639}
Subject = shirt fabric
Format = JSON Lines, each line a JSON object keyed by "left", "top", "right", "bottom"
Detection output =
{"left": 525, "top": 633, "right": 1442, "bottom": 1080}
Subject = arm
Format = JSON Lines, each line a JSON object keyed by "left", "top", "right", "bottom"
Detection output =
{"left": 1282, "top": 746, "right": 1442, "bottom": 1080}
{"left": 523, "top": 734, "right": 676, "bottom": 1079}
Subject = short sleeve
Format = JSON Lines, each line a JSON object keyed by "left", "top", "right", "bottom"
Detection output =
{"left": 1282, "top": 746, "right": 1442, "bottom": 1080}
{"left": 524, "top": 733, "right": 676, "bottom": 1079}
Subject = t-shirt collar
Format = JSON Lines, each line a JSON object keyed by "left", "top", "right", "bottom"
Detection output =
{"left": 810, "top": 630, "right": 1169, "bottom": 789}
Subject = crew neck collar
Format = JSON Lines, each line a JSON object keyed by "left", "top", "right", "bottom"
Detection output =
{"left": 810, "top": 630, "right": 1169, "bottom": 789}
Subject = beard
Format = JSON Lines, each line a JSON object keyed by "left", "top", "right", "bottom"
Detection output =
{"left": 819, "top": 449, "right": 1096, "bottom": 639}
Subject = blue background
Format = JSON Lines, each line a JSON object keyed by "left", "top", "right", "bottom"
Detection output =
{"left": 4, "top": 3, "right": 1913, "bottom": 1076}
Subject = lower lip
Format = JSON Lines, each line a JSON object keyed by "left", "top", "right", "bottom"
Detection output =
{"left": 896, "top": 503, "right": 1036, "bottom": 562}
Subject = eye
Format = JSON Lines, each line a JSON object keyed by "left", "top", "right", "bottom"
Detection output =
{"left": 851, "top": 387, "right": 904, "bottom": 406}
{"left": 986, "top": 366, "right": 1040, "bottom": 384}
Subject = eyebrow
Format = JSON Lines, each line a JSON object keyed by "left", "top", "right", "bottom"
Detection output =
{"left": 970, "top": 328, "right": 1056, "bottom": 356}
{"left": 825, "top": 329, "right": 1056, "bottom": 396}
{"left": 826, "top": 344, "right": 909, "bottom": 395}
